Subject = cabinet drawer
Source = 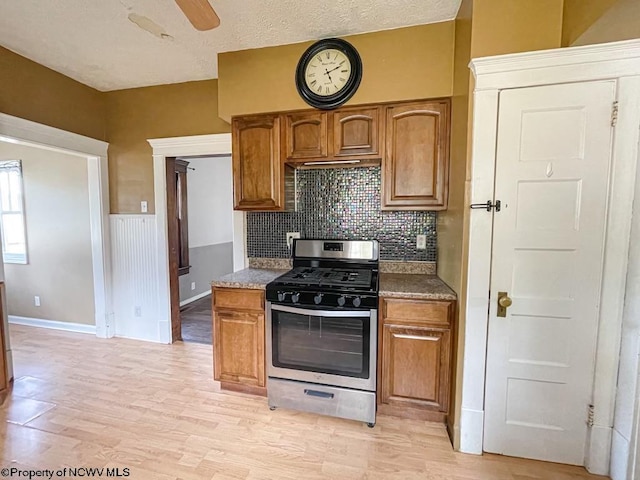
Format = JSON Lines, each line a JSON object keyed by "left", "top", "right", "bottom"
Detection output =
{"left": 381, "top": 298, "right": 452, "bottom": 326}
{"left": 213, "top": 288, "right": 264, "bottom": 311}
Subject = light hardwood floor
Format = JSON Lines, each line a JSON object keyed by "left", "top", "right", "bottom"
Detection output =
{"left": 1, "top": 325, "right": 607, "bottom": 479}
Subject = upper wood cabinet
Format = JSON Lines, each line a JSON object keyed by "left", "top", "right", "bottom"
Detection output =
{"left": 382, "top": 100, "right": 450, "bottom": 210}
{"left": 231, "top": 98, "right": 450, "bottom": 211}
{"left": 284, "top": 112, "right": 328, "bottom": 160}
{"left": 283, "top": 107, "right": 382, "bottom": 163}
{"left": 332, "top": 106, "right": 381, "bottom": 159}
{"left": 232, "top": 115, "right": 284, "bottom": 210}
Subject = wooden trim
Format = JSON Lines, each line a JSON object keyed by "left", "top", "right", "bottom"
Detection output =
{"left": 220, "top": 381, "right": 267, "bottom": 397}
{"left": 0, "top": 283, "right": 8, "bottom": 405}
{"left": 165, "top": 157, "right": 181, "bottom": 342}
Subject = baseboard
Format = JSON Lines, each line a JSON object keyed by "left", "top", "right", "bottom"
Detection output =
{"left": 179, "top": 290, "right": 211, "bottom": 307}
{"left": 9, "top": 315, "right": 97, "bottom": 335}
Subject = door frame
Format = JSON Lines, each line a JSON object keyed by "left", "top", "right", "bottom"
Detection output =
{"left": 460, "top": 38, "right": 640, "bottom": 476}
{"left": 0, "top": 113, "right": 113, "bottom": 373}
{"left": 148, "top": 133, "right": 245, "bottom": 344}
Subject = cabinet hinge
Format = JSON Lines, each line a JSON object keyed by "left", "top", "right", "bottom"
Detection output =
{"left": 587, "top": 404, "right": 595, "bottom": 427}
{"left": 611, "top": 101, "right": 619, "bottom": 127}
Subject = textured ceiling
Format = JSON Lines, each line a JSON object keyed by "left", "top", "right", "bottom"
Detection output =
{"left": 0, "top": 0, "right": 462, "bottom": 92}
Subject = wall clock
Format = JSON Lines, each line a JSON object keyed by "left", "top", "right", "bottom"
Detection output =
{"left": 295, "top": 38, "right": 363, "bottom": 110}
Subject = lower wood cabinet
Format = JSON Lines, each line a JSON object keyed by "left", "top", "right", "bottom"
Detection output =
{"left": 212, "top": 287, "right": 266, "bottom": 396}
{"left": 379, "top": 297, "right": 455, "bottom": 422}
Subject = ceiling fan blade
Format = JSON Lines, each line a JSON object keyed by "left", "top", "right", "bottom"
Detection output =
{"left": 174, "top": 0, "right": 220, "bottom": 30}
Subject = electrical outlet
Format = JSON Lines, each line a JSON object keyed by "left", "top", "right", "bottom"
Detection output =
{"left": 416, "top": 234, "right": 427, "bottom": 250}
{"left": 191, "top": 282, "right": 196, "bottom": 291}
{"left": 34, "top": 295, "right": 40, "bottom": 307}
{"left": 134, "top": 306, "right": 142, "bottom": 317}
{"left": 141, "top": 201, "right": 148, "bottom": 213}
{"left": 286, "top": 232, "right": 301, "bottom": 248}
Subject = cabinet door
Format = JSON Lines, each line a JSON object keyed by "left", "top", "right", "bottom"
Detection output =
{"left": 213, "top": 309, "right": 265, "bottom": 387}
{"left": 332, "top": 106, "right": 381, "bottom": 158}
{"left": 284, "top": 112, "right": 328, "bottom": 160}
{"left": 382, "top": 100, "right": 450, "bottom": 210}
{"left": 381, "top": 324, "right": 450, "bottom": 411}
{"left": 232, "top": 115, "right": 283, "bottom": 210}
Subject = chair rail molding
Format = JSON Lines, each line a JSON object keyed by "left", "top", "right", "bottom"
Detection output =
{"left": 462, "top": 38, "right": 640, "bottom": 478}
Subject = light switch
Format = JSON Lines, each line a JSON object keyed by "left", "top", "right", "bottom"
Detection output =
{"left": 417, "top": 235, "right": 427, "bottom": 250}
{"left": 141, "top": 201, "right": 148, "bottom": 213}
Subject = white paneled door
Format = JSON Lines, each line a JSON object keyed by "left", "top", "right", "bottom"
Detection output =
{"left": 483, "top": 81, "right": 616, "bottom": 465}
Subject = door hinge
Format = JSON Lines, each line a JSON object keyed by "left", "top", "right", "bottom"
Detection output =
{"left": 587, "top": 404, "right": 595, "bottom": 427}
{"left": 470, "top": 200, "right": 501, "bottom": 212}
{"left": 611, "top": 101, "right": 619, "bottom": 127}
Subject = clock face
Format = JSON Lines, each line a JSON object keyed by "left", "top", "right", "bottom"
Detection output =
{"left": 304, "top": 48, "right": 352, "bottom": 97}
{"left": 295, "top": 38, "right": 362, "bottom": 110}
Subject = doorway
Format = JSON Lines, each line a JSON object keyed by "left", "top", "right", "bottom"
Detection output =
{"left": 460, "top": 40, "right": 640, "bottom": 476}
{"left": 168, "top": 155, "right": 235, "bottom": 344}
{"left": 148, "top": 133, "right": 244, "bottom": 344}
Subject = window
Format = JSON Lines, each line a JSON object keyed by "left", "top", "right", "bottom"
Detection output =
{"left": 0, "top": 160, "right": 27, "bottom": 264}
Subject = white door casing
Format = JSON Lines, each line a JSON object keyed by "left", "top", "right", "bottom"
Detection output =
{"left": 483, "top": 81, "right": 616, "bottom": 465}
{"left": 147, "top": 133, "right": 242, "bottom": 344}
{"left": 0, "top": 113, "right": 113, "bottom": 347}
{"left": 462, "top": 39, "right": 640, "bottom": 477}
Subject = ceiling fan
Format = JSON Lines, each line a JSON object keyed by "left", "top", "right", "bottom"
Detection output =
{"left": 174, "top": 0, "right": 220, "bottom": 30}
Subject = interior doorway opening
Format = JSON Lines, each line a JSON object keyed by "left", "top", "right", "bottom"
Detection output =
{"left": 166, "top": 154, "right": 234, "bottom": 344}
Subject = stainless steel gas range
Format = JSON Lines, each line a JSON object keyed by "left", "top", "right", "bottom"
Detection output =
{"left": 265, "top": 239, "right": 379, "bottom": 427}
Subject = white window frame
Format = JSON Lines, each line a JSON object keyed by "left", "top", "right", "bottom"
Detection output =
{"left": 0, "top": 159, "right": 28, "bottom": 264}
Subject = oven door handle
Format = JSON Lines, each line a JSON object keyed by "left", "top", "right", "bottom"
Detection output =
{"left": 270, "top": 304, "right": 371, "bottom": 318}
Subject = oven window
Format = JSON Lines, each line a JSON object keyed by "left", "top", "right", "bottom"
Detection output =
{"left": 271, "top": 310, "right": 370, "bottom": 379}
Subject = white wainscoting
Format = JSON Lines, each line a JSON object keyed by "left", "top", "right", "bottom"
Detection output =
{"left": 110, "top": 215, "right": 161, "bottom": 342}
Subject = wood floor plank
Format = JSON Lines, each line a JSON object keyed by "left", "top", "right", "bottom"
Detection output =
{"left": 1, "top": 325, "right": 607, "bottom": 479}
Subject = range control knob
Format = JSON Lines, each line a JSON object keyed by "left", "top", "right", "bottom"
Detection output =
{"left": 291, "top": 293, "right": 300, "bottom": 303}
{"left": 313, "top": 293, "right": 323, "bottom": 305}
{"left": 277, "top": 292, "right": 286, "bottom": 302}
{"left": 352, "top": 296, "right": 362, "bottom": 308}
{"left": 337, "top": 296, "right": 346, "bottom": 307}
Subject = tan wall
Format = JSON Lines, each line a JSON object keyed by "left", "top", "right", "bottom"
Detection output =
{"left": 438, "top": 0, "right": 473, "bottom": 449}
{"left": 218, "top": 22, "right": 455, "bottom": 121}
{"left": 571, "top": 0, "right": 640, "bottom": 46}
{"left": 105, "top": 80, "right": 230, "bottom": 214}
{"left": 0, "top": 47, "right": 107, "bottom": 141}
{"left": 471, "top": 0, "right": 564, "bottom": 58}
{"left": 441, "top": 0, "right": 566, "bottom": 449}
{"left": 0, "top": 142, "right": 95, "bottom": 325}
{"left": 562, "top": 0, "right": 620, "bottom": 46}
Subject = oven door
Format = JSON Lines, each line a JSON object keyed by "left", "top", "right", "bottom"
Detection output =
{"left": 266, "top": 302, "right": 377, "bottom": 391}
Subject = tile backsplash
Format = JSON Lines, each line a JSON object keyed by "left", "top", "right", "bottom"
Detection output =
{"left": 246, "top": 166, "right": 437, "bottom": 261}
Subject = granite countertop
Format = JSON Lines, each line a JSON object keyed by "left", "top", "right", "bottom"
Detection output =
{"left": 211, "top": 268, "right": 287, "bottom": 290}
{"left": 379, "top": 273, "right": 457, "bottom": 301}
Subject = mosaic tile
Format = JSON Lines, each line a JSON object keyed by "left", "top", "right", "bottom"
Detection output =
{"left": 247, "top": 166, "right": 437, "bottom": 261}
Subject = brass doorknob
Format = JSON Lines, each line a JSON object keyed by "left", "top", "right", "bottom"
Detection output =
{"left": 498, "top": 295, "right": 512, "bottom": 308}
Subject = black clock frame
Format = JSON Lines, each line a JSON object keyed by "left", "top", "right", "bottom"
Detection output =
{"left": 295, "top": 38, "right": 363, "bottom": 110}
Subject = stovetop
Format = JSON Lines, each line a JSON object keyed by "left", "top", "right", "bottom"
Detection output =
{"left": 274, "top": 267, "right": 373, "bottom": 289}
{"left": 266, "top": 239, "right": 379, "bottom": 310}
